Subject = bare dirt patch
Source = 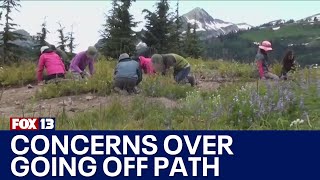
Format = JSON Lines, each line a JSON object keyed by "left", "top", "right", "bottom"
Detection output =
{"left": 0, "top": 86, "right": 179, "bottom": 118}
{"left": 0, "top": 79, "right": 224, "bottom": 119}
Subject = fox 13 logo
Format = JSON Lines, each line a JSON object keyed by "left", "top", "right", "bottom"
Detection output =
{"left": 10, "top": 117, "right": 55, "bottom": 131}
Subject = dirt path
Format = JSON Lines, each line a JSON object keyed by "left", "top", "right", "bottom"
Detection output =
{"left": 0, "top": 86, "right": 179, "bottom": 118}
{"left": 0, "top": 80, "right": 221, "bottom": 118}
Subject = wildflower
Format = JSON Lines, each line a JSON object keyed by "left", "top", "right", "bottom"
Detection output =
{"left": 233, "top": 95, "right": 239, "bottom": 102}
{"left": 290, "top": 119, "right": 305, "bottom": 127}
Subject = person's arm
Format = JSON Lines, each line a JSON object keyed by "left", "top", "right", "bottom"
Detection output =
{"left": 137, "top": 65, "right": 143, "bottom": 85}
{"left": 88, "top": 59, "right": 94, "bottom": 75}
{"left": 161, "top": 58, "right": 168, "bottom": 76}
{"left": 70, "top": 53, "right": 83, "bottom": 73}
{"left": 37, "top": 55, "right": 45, "bottom": 82}
{"left": 114, "top": 65, "right": 118, "bottom": 76}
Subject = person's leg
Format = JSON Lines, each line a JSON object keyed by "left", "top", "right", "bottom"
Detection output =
{"left": 113, "top": 78, "right": 129, "bottom": 95}
{"left": 265, "top": 72, "right": 280, "bottom": 80}
{"left": 114, "top": 78, "right": 125, "bottom": 90}
{"left": 280, "top": 70, "right": 288, "bottom": 80}
{"left": 45, "top": 74, "right": 65, "bottom": 84}
{"left": 125, "top": 78, "right": 138, "bottom": 94}
{"left": 187, "top": 75, "right": 196, "bottom": 86}
{"left": 70, "top": 71, "right": 82, "bottom": 81}
{"left": 174, "top": 67, "right": 190, "bottom": 83}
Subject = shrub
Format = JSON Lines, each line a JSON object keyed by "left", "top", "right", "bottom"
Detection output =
{"left": 0, "top": 61, "right": 36, "bottom": 87}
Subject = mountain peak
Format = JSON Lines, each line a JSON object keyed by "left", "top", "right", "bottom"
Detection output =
{"left": 180, "top": 7, "right": 253, "bottom": 38}
{"left": 183, "top": 7, "right": 213, "bottom": 22}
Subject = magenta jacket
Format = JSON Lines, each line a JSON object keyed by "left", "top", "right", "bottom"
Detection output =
{"left": 139, "top": 56, "right": 155, "bottom": 74}
{"left": 70, "top": 51, "right": 95, "bottom": 75}
{"left": 37, "top": 52, "right": 66, "bottom": 82}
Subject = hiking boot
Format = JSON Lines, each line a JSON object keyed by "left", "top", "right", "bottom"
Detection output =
{"left": 133, "top": 86, "right": 141, "bottom": 94}
{"left": 187, "top": 75, "right": 196, "bottom": 87}
{"left": 27, "top": 84, "right": 34, "bottom": 89}
{"left": 114, "top": 87, "right": 129, "bottom": 95}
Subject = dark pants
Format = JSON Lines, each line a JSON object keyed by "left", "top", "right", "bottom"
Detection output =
{"left": 114, "top": 77, "right": 138, "bottom": 93}
{"left": 44, "top": 73, "right": 65, "bottom": 83}
{"left": 174, "top": 66, "right": 190, "bottom": 83}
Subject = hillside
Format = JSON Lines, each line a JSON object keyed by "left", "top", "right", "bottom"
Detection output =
{"left": 203, "top": 17, "right": 320, "bottom": 65}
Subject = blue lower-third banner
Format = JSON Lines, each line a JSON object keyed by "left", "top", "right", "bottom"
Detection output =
{"left": 0, "top": 131, "right": 319, "bottom": 179}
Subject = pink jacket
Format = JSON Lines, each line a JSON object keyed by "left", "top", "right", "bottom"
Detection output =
{"left": 139, "top": 56, "right": 155, "bottom": 74}
{"left": 37, "top": 52, "right": 66, "bottom": 81}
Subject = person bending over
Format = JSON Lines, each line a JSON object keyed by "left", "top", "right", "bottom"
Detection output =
{"left": 37, "top": 46, "right": 66, "bottom": 85}
{"left": 280, "top": 50, "right": 296, "bottom": 80}
{"left": 69, "top": 46, "right": 98, "bottom": 80}
{"left": 151, "top": 53, "right": 196, "bottom": 86}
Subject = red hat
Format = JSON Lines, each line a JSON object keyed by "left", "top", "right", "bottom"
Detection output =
{"left": 259, "top": 41, "right": 273, "bottom": 51}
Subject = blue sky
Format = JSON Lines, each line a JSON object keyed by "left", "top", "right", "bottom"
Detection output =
{"left": 6, "top": 1, "right": 320, "bottom": 53}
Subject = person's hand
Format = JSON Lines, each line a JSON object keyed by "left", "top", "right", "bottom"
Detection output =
{"left": 86, "top": 71, "right": 92, "bottom": 78}
{"left": 80, "top": 71, "right": 86, "bottom": 78}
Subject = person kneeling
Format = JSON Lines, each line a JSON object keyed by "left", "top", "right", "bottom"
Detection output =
{"left": 280, "top": 50, "right": 296, "bottom": 80}
{"left": 151, "top": 53, "right": 196, "bottom": 86}
{"left": 37, "top": 46, "right": 66, "bottom": 85}
{"left": 113, "top": 53, "right": 142, "bottom": 94}
{"left": 69, "top": 46, "right": 98, "bottom": 81}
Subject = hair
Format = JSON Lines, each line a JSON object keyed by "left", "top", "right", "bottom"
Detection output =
{"left": 282, "top": 50, "right": 295, "bottom": 71}
{"left": 50, "top": 45, "right": 56, "bottom": 51}
{"left": 259, "top": 48, "right": 267, "bottom": 55}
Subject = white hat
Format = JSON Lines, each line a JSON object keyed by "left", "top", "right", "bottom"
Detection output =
{"left": 40, "top": 46, "right": 50, "bottom": 54}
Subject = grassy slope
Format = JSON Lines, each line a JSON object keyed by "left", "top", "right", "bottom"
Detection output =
{"left": 240, "top": 23, "right": 320, "bottom": 42}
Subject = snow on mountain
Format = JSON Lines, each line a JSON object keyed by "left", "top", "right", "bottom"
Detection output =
{"left": 259, "top": 19, "right": 286, "bottom": 28}
{"left": 180, "top": 7, "right": 252, "bottom": 38}
{"left": 272, "top": 26, "right": 281, "bottom": 31}
{"left": 270, "top": 19, "right": 285, "bottom": 26}
{"left": 236, "top": 23, "right": 253, "bottom": 30}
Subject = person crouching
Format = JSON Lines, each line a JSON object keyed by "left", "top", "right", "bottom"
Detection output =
{"left": 113, "top": 53, "right": 142, "bottom": 94}
{"left": 37, "top": 46, "right": 66, "bottom": 85}
{"left": 280, "top": 50, "right": 296, "bottom": 80}
{"left": 151, "top": 53, "right": 196, "bottom": 86}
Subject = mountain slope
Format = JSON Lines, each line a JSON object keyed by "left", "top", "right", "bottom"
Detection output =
{"left": 298, "top": 13, "right": 320, "bottom": 23}
{"left": 203, "top": 17, "right": 320, "bottom": 66}
{"left": 180, "top": 7, "right": 252, "bottom": 38}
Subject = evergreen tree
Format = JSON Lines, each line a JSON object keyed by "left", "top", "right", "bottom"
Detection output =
{"left": 190, "top": 22, "right": 202, "bottom": 58}
{"left": 142, "top": 0, "right": 174, "bottom": 53}
{"left": 57, "top": 22, "right": 68, "bottom": 52}
{"left": 170, "top": 0, "right": 183, "bottom": 54}
{"left": 183, "top": 22, "right": 202, "bottom": 58}
{"left": 67, "top": 25, "right": 77, "bottom": 54}
{"left": 36, "top": 17, "right": 49, "bottom": 47}
{"left": 0, "top": 0, "right": 22, "bottom": 63}
{"left": 183, "top": 23, "right": 192, "bottom": 56}
{"left": 101, "top": 0, "right": 137, "bottom": 58}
